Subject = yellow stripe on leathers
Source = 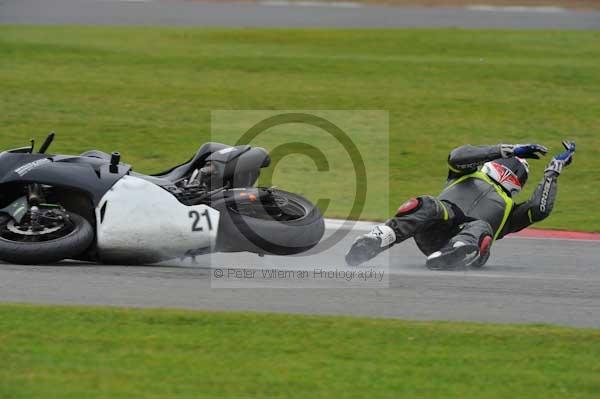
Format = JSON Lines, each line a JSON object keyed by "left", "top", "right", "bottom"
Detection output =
{"left": 445, "top": 172, "right": 514, "bottom": 241}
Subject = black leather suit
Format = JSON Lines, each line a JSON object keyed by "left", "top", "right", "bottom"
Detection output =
{"left": 385, "top": 144, "right": 560, "bottom": 264}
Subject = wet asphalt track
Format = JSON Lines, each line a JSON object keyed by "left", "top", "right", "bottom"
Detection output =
{"left": 1, "top": 0, "right": 599, "bottom": 29}
{"left": 1, "top": 1, "right": 599, "bottom": 327}
{"left": 1, "top": 223, "right": 599, "bottom": 327}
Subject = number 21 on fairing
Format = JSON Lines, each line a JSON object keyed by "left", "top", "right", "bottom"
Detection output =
{"left": 189, "top": 210, "right": 213, "bottom": 232}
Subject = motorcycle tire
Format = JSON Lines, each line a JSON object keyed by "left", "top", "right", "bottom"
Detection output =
{"left": 215, "top": 189, "right": 325, "bottom": 255}
{"left": 0, "top": 212, "right": 94, "bottom": 265}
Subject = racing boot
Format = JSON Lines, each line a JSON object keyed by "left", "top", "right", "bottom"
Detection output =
{"left": 425, "top": 241, "right": 479, "bottom": 270}
{"left": 345, "top": 225, "right": 396, "bottom": 266}
{"left": 426, "top": 234, "right": 493, "bottom": 270}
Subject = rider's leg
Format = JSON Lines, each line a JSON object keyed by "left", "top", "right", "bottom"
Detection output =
{"left": 425, "top": 219, "right": 494, "bottom": 270}
{"left": 345, "top": 196, "right": 454, "bottom": 266}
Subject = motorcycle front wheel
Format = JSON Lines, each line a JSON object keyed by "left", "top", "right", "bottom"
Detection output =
{"left": 0, "top": 212, "right": 94, "bottom": 265}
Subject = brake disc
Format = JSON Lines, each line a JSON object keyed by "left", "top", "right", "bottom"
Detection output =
{"left": 6, "top": 220, "right": 64, "bottom": 236}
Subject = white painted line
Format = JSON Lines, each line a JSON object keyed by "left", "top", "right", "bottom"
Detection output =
{"left": 258, "top": 1, "right": 363, "bottom": 8}
{"left": 325, "top": 218, "right": 377, "bottom": 232}
{"left": 467, "top": 5, "right": 567, "bottom": 13}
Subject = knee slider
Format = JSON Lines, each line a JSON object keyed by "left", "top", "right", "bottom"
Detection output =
{"left": 479, "top": 235, "right": 493, "bottom": 256}
{"left": 395, "top": 197, "right": 422, "bottom": 217}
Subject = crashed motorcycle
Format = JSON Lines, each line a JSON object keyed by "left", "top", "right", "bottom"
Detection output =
{"left": 0, "top": 133, "right": 325, "bottom": 265}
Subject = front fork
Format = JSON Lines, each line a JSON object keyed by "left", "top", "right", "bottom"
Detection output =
{"left": 28, "top": 183, "right": 44, "bottom": 206}
{"left": 0, "top": 184, "right": 47, "bottom": 224}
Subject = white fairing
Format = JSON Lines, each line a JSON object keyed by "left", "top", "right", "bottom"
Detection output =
{"left": 96, "top": 176, "right": 220, "bottom": 264}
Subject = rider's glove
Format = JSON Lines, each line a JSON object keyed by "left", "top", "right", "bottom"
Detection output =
{"left": 545, "top": 140, "right": 576, "bottom": 175}
{"left": 501, "top": 144, "right": 548, "bottom": 159}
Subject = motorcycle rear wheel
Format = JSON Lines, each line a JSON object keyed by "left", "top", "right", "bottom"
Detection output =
{"left": 215, "top": 188, "right": 324, "bottom": 255}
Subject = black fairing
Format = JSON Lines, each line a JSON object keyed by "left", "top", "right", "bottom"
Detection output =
{"left": 0, "top": 142, "right": 270, "bottom": 211}
{"left": 0, "top": 152, "right": 131, "bottom": 206}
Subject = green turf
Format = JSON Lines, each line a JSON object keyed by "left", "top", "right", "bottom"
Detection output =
{"left": 1, "top": 26, "right": 599, "bottom": 230}
{"left": 0, "top": 304, "right": 597, "bottom": 399}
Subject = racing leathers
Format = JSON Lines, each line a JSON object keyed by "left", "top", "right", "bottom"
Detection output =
{"left": 345, "top": 143, "right": 569, "bottom": 269}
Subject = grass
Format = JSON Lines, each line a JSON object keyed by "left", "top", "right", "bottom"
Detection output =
{"left": 0, "top": 26, "right": 599, "bottom": 230}
{"left": 0, "top": 303, "right": 598, "bottom": 399}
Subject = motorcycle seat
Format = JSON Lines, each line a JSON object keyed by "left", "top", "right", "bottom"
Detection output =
{"left": 152, "top": 142, "right": 230, "bottom": 183}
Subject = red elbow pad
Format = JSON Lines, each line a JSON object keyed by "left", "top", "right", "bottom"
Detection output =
{"left": 395, "top": 198, "right": 421, "bottom": 216}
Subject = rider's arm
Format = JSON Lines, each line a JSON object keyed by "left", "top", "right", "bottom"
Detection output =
{"left": 502, "top": 170, "right": 559, "bottom": 236}
{"left": 501, "top": 141, "right": 575, "bottom": 237}
{"left": 447, "top": 144, "right": 513, "bottom": 175}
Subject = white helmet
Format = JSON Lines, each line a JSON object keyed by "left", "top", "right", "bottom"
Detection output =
{"left": 481, "top": 157, "right": 529, "bottom": 196}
